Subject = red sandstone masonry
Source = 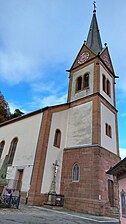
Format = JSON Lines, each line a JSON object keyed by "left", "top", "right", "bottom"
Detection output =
{"left": 60, "top": 146, "right": 120, "bottom": 217}
{"left": 92, "top": 96, "right": 101, "bottom": 144}
{"left": 28, "top": 109, "right": 52, "bottom": 205}
{"left": 93, "top": 58, "right": 100, "bottom": 93}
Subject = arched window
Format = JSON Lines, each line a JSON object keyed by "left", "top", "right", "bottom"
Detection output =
{"left": 8, "top": 137, "right": 18, "bottom": 165}
{"left": 84, "top": 73, "right": 89, "bottom": 88}
{"left": 103, "top": 74, "right": 106, "bottom": 92}
{"left": 72, "top": 163, "right": 80, "bottom": 182}
{"left": 76, "top": 76, "right": 82, "bottom": 91}
{"left": 105, "top": 123, "right": 112, "bottom": 138}
{"left": 107, "top": 79, "right": 111, "bottom": 97}
{"left": 0, "top": 141, "right": 5, "bottom": 158}
{"left": 54, "top": 129, "right": 61, "bottom": 148}
{"left": 121, "top": 190, "right": 126, "bottom": 215}
{"left": 103, "top": 74, "right": 111, "bottom": 97}
{"left": 108, "top": 179, "right": 114, "bottom": 207}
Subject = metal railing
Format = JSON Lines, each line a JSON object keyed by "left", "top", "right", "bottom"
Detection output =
{"left": 0, "top": 179, "right": 21, "bottom": 209}
{"left": 0, "top": 194, "right": 20, "bottom": 209}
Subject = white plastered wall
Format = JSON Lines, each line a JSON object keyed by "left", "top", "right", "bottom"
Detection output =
{"left": 100, "top": 65, "right": 114, "bottom": 106}
{"left": 41, "top": 102, "right": 92, "bottom": 194}
{"left": 41, "top": 109, "right": 68, "bottom": 194}
{"left": 70, "top": 63, "right": 94, "bottom": 102}
{"left": 0, "top": 113, "right": 42, "bottom": 192}
{"left": 66, "top": 102, "right": 92, "bottom": 147}
{"left": 101, "top": 103, "right": 117, "bottom": 154}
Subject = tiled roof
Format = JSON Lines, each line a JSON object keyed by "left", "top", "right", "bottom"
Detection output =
{"left": 106, "top": 157, "right": 126, "bottom": 176}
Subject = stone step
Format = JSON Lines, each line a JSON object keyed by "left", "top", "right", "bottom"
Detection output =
{"left": 43, "top": 203, "right": 64, "bottom": 210}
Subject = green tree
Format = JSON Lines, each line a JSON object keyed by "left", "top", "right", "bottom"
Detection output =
{"left": 0, "top": 92, "right": 11, "bottom": 123}
{"left": 11, "top": 109, "right": 24, "bottom": 118}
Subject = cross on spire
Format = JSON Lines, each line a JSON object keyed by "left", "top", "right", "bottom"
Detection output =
{"left": 93, "top": 1, "right": 96, "bottom": 13}
{"left": 86, "top": 1, "right": 103, "bottom": 54}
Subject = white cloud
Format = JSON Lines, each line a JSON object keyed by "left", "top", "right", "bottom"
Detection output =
{"left": 0, "top": 51, "right": 41, "bottom": 84}
{"left": 1, "top": 0, "right": 125, "bottom": 92}
{"left": 31, "top": 81, "right": 60, "bottom": 94}
{"left": 28, "top": 94, "right": 67, "bottom": 110}
{"left": 41, "top": 95, "right": 67, "bottom": 107}
{"left": 119, "top": 148, "right": 126, "bottom": 159}
{"left": 0, "top": 0, "right": 78, "bottom": 85}
{"left": 8, "top": 102, "right": 16, "bottom": 113}
{"left": 9, "top": 101, "right": 27, "bottom": 114}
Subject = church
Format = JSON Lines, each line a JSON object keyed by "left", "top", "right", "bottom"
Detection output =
{"left": 0, "top": 5, "right": 121, "bottom": 217}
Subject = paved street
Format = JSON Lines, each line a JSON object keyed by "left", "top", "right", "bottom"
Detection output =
{"left": 0, "top": 204, "right": 119, "bottom": 224}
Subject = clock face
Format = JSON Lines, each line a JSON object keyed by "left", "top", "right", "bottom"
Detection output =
{"left": 103, "top": 55, "right": 110, "bottom": 68}
{"left": 78, "top": 52, "right": 89, "bottom": 64}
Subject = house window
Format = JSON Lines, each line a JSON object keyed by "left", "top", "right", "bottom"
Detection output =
{"left": 108, "top": 179, "right": 114, "bottom": 207}
{"left": 54, "top": 129, "right": 61, "bottom": 148}
{"left": 0, "top": 141, "right": 5, "bottom": 158}
{"left": 72, "top": 163, "right": 80, "bottom": 182}
{"left": 121, "top": 190, "right": 126, "bottom": 216}
{"left": 8, "top": 137, "right": 18, "bottom": 165}
{"left": 105, "top": 123, "right": 112, "bottom": 138}
{"left": 76, "top": 76, "right": 82, "bottom": 91}
{"left": 84, "top": 73, "right": 89, "bottom": 88}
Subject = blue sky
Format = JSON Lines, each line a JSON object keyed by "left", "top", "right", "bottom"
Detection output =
{"left": 0, "top": 0, "right": 126, "bottom": 158}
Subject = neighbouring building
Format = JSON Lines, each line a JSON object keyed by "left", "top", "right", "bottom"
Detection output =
{"left": 107, "top": 157, "right": 126, "bottom": 223}
{"left": 0, "top": 5, "right": 121, "bottom": 217}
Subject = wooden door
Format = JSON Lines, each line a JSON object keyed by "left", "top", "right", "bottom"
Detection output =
{"left": 16, "top": 169, "right": 23, "bottom": 191}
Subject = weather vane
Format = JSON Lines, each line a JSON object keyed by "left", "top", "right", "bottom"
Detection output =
{"left": 93, "top": 1, "right": 96, "bottom": 13}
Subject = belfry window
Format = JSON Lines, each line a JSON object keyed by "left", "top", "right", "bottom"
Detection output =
{"left": 102, "top": 74, "right": 111, "bottom": 97}
{"left": 108, "top": 179, "right": 114, "bottom": 207}
{"left": 0, "top": 140, "right": 5, "bottom": 158}
{"left": 72, "top": 163, "right": 80, "bottom": 182}
{"left": 84, "top": 73, "right": 89, "bottom": 88}
{"left": 76, "top": 76, "right": 82, "bottom": 91}
{"left": 107, "top": 79, "right": 111, "bottom": 97}
{"left": 54, "top": 129, "right": 61, "bottom": 148}
{"left": 8, "top": 137, "right": 18, "bottom": 165}
{"left": 103, "top": 74, "right": 106, "bottom": 92}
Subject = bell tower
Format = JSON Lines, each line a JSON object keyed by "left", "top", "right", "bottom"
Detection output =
{"left": 66, "top": 5, "right": 119, "bottom": 155}
{"left": 61, "top": 3, "right": 120, "bottom": 217}
{"left": 67, "top": 4, "right": 103, "bottom": 103}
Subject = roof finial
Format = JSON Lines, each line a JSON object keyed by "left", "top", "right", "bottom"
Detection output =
{"left": 93, "top": 1, "right": 96, "bottom": 14}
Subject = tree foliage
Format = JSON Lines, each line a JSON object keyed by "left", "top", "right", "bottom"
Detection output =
{"left": 0, "top": 92, "right": 11, "bottom": 123}
{"left": 11, "top": 109, "right": 24, "bottom": 119}
{"left": 0, "top": 92, "right": 24, "bottom": 123}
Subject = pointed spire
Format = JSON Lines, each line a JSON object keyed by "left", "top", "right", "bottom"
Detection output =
{"left": 86, "top": 2, "right": 103, "bottom": 55}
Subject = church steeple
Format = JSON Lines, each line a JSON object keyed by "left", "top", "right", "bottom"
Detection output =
{"left": 86, "top": 2, "right": 103, "bottom": 54}
{"left": 67, "top": 2, "right": 115, "bottom": 105}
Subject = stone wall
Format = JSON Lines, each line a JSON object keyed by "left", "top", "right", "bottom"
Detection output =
{"left": 60, "top": 145, "right": 120, "bottom": 216}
